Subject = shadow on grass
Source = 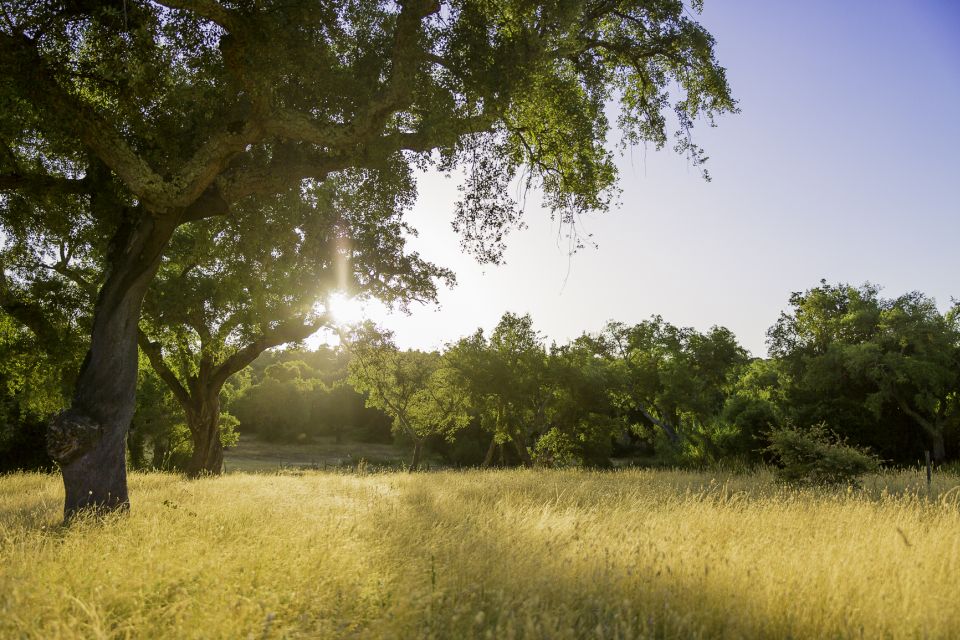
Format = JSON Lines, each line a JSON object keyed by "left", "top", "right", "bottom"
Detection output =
{"left": 350, "top": 480, "right": 812, "bottom": 639}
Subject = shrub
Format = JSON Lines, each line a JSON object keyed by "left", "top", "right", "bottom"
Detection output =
{"left": 532, "top": 428, "right": 579, "bottom": 467}
{"left": 765, "top": 423, "right": 880, "bottom": 487}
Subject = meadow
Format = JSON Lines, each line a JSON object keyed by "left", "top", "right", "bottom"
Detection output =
{"left": 1, "top": 468, "right": 959, "bottom": 639}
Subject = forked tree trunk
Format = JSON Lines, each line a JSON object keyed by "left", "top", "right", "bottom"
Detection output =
{"left": 185, "top": 395, "right": 224, "bottom": 477}
{"left": 47, "top": 214, "right": 176, "bottom": 520}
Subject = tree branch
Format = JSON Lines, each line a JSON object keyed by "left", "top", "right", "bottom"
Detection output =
{"left": 138, "top": 329, "right": 193, "bottom": 408}
{"left": 0, "top": 268, "right": 64, "bottom": 347}
{"left": 152, "top": 0, "right": 238, "bottom": 31}
{"left": 210, "top": 316, "right": 328, "bottom": 390}
{"left": 0, "top": 171, "right": 89, "bottom": 195}
{"left": 0, "top": 31, "right": 170, "bottom": 209}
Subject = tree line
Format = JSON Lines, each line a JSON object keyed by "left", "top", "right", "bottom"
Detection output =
{"left": 3, "top": 280, "right": 956, "bottom": 472}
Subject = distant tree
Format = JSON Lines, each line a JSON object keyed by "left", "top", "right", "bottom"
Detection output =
{"left": 719, "top": 358, "right": 787, "bottom": 460}
{"left": 347, "top": 325, "right": 469, "bottom": 469}
{"left": 539, "top": 337, "right": 626, "bottom": 466}
{"left": 231, "top": 364, "right": 314, "bottom": 442}
{"left": 127, "top": 364, "right": 189, "bottom": 470}
{"left": 445, "top": 313, "right": 548, "bottom": 466}
{"left": 2, "top": 0, "right": 736, "bottom": 516}
{"left": 0, "top": 278, "right": 84, "bottom": 469}
{"left": 769, "top": 282, "right": 960, "bottom": 463}
{"left": 592, "top": 317, "right": 748, "bottom": 458}
{"left": 0, "top": 312, "right": 59, "bottom": 470}
{"left": 311, "top": 383, "right": 368, "bottom": 444}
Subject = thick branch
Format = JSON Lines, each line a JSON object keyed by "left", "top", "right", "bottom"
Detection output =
{"left": 210, "top": 317, "right": 327, "bottom": 390}
{"left": 636, "top": 403, "right": 680, "bottom": 444}
{"left": 895, "top": 395, "right": 940, "bottom": 439}
{"left": 0, "top": 171, "right": 89, "bottom": 195}
{"left": 152, "top": 0, "right": 238, "bottom": 31}
{"left": 2, "top": 31, "right": 258, "bottom": 216}
{"left": 137, "top": 330, "right": 192, "bottom": 408}
{"left": 0, "top": 32, "right": 169, "bottom": 208}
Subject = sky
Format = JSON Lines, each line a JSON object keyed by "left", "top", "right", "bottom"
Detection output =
{"left": 321, "top": 0, "right": 960, "bottom": 357}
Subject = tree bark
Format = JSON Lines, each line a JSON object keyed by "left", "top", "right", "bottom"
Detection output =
{"left": 931, "top": 430, "right": 946, "bottom": 464}
{"left": 896, "top": 397, "right": 948, "bottom": 464}
{"left": 409, "top": 439, "right": 423, "bottom": 471}
{"left": 481, "top": 434, "right": 497, "bottom": 468}
{"left": 185, "top": 395, "right": 224, "bottom": 477}
{"left": 47, "top": 214, "right": 177, "bottom": 520}
{"left": 512, "top": 433, "right": 533, "bottom": 467}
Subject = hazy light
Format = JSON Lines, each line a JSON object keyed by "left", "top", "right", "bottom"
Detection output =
{"left": 327, "top": 291, "right": 367, "bottom": 326}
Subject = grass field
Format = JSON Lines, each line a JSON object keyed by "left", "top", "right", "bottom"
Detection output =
{"left": 2, "top": 468, "right": 959, "bottom": 639}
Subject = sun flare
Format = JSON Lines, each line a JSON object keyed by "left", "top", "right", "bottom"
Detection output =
{"left": 327, "top": 292, "right": 368, "bottom": 326}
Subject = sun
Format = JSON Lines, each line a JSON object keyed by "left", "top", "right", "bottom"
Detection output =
{"left": 327, "top": 291, "right": 368, "bottom": 326}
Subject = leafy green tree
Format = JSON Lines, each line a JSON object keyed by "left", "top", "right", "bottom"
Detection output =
{"left": 539, "top": 337, "right": 626, "bottom": 466}
{"left": 127, "top": 364, "right": 189, "bottom": 470}
{"left": 1, "top": 0, "right": 735, "bottom": 515}
{"left": 135, "top": 169, "right": 445, "bottom": 476}
{"left": 0, "top": 312, "right": 62, "bottom": 470}
{"left": 311, "top": 382, "right": 371, "bottom": 444}
{"left": 718, "top": 358, "right": 787, "bottom": 460}
{"left": 347, "top": 324, "right": 469, "bottom": 469}
{"left": 592, "top": 317, "right": 748, "bottom": 459}
{"left": 769, "top": 282, "right": 960, "bottom": 463}
{"left": 445, "top": 313, "right": 548, "bottom": 466}
{"left": 231, "top": 371, "right": 314, "bottom": 443}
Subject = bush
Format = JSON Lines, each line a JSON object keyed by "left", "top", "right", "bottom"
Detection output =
{"left": 532, "top": 428, "right": 579, "bottom": 467}
{"left": 765, "top": 423, "right": 880, "bottom": 487}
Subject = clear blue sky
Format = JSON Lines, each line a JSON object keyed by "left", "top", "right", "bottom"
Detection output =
{"left": 337, "top": 0, "right": 960, "bottom": 357}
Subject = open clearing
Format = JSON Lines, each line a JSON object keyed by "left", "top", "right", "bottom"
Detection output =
{"left": 223, "top": 435, "right": 408, "bottom": 473}
{"left": 2, "top": 469, "right": 959, "bottom": 639}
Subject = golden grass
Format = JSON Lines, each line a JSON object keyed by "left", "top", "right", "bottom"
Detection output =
{"left": 1, "top": 468, "right": 959, "bottom": 639}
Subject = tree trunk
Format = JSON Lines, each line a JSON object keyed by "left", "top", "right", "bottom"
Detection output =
{"left": 931, "top": 430, "right": 946, "bottom": 464}
{"left": 512, "top": 434, "right": 533, "bottom": 467}
{"left": 151, "top": 438, "right": 168, "bottom": 470}
{"left": 481, "top": 434, "right": 497, "bottom": 468}
{"left": 127, "top": 426, "right": 146, "bottom": 469}
{"left": 185, "top": 395, "right": 224, "bottom": 477}
{"left": 47, "top": 214, "right": 177, "bottom": 520}
{"left": 409, "top": 439, "right": 423, "bottom": 471}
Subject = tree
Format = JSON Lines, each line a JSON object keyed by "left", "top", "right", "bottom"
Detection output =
{"left": 769, "top": 282, "right": 960, "bottom": 463}
{"left": 591, "top": 317, "right": 748, "bottom": 459}
{"left": 135, "top": 168, "right": 447, "bottom": 476}
{"left": 0, "top": 312, "right": 64, "bottom": 470}
{"left": 231, "top": 364, "right": 315, "bottom": 442}
{"left": 347, "top": 324, "right": 468, "bottom": 469}
{"left": 539, "top": 337, "right": 626, "bottom": 466}
{"left": 445, "top": 312, "right": 548, "bottom": 466}
{"left": 719, "top": 357, "right": 787, "bottom": 460}
{"left": 1, "top": 0, "right": 735, "bottom": 516}
{"left": 311, "top": 382, "right": 370, "bottom": 444}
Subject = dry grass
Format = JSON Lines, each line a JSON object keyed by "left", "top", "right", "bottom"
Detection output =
{"left": 1, "top": 468, "right": 959, "bottom": 639}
